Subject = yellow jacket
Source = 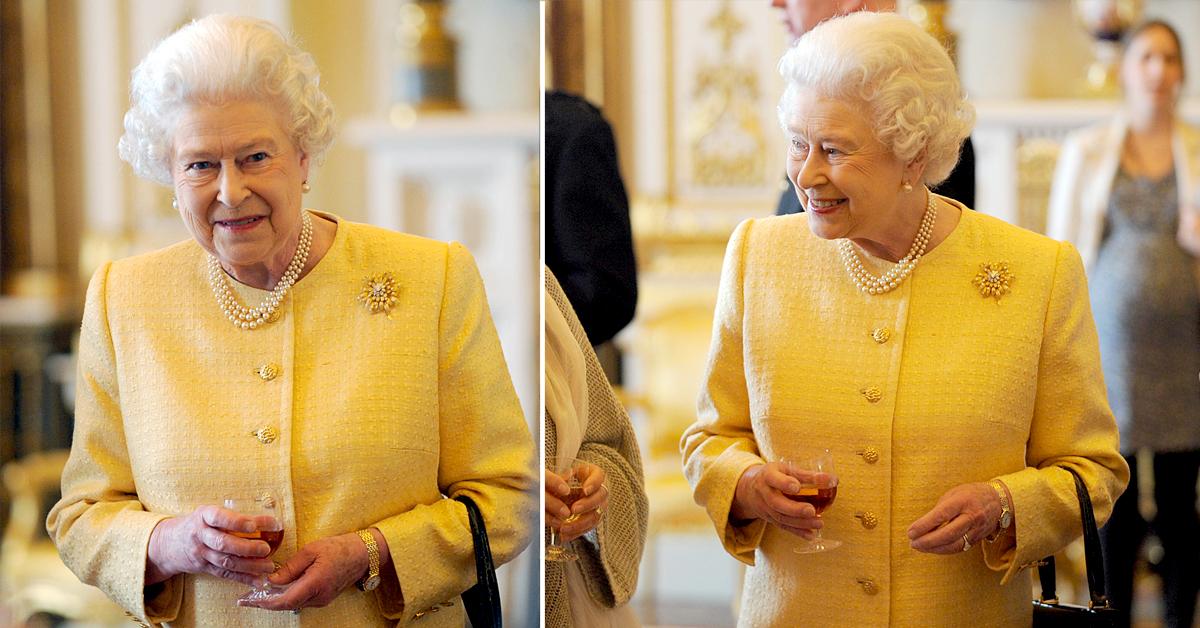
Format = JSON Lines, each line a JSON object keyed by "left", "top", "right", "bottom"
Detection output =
{"left": 682, "top": 203, "right": 1128, "bottom": 626}
{"left": 48, "top": 213, "right": 536, "bottom": 627}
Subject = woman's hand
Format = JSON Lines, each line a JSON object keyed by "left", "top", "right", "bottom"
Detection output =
{"left": 145, "top": 506, "right": 278, "bottom": 586}
{"left": 730, "top": 463, "right": 822, "bottom": 539}
{"left": 241, "top": 530, "right": 387, "bottom": 612}
{"left": 546, "top": 461, "right": 608, "bottom": 543}
{"left": 1178, "top": 207, "right": 1200, "bottom": 256}
{"left": 907, "top": 482, "right": 1003, "bottom": 554}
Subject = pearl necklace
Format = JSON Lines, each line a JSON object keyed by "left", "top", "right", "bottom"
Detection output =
{"left": 838, "top": 193, "right": 937, "bottom": 295}
{"left": 207, "top": 211, "right": 313, "bottom": 329}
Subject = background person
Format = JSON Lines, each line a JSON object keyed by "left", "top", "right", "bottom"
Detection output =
{"left": 1047, "top": 19, "right": 1200, "bottom": 628}
{"left": 544, "top": 267, "right": 649, "bottom": 627}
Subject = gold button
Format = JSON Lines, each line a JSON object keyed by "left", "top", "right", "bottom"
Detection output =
{"left": 255, "top": 363, "right": 280, "bottom": 381}
{"left": 860, "top": 386, "right": 882, "bottom": 403}
{"left": 251, "top": 426, "right": 278, "bottom": 444}
{"left": 854, "top": 511, "right": 879, "bottom": 529}
{"left": 857, "top": 577, "right": 878, "bottom": 595}
{"left": 414, "top": 610, "right": 426, "bottom": 618}
{"left": 870, "top": 327, "right": 892, "bottom": 343}
{"left": 857, "top": 446, "right": 880, "bottom": 464}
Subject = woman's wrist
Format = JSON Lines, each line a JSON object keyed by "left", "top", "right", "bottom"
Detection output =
{"left": 730, "top": 464, "right": 764, "bottom": 523}
{"left": 145, "top": 518, "right": 177, "bottom": 586}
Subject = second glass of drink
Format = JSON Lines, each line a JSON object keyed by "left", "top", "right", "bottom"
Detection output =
{"left": 545, "top": 456, "right": 586, "bottom": 562}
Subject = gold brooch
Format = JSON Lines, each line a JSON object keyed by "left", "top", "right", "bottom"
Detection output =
{"left": 358, "top": 273, "right": 399, "bottom": 316}
{"left": 973, "top": 262, "right": 1013, "bottom": 301}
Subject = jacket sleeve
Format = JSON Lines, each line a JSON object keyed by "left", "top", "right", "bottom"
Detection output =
{"left": 981, "top": 241, "right": 1130, "bottom": 584}
{"left": 680, "top": 219, "right": 768, "bottom": 566}
{"left": 371, "top": 242, "right": 537, "bottom": 622}
{"left": 46, "top": 262, "right": 182, "bottom": 626}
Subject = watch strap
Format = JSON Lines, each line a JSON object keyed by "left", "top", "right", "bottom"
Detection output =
{"left": 356, "top": 528, "right": 381, "bottom": 591}
{"left": 986, "top": 480, "right": 1012, "bottom": 541}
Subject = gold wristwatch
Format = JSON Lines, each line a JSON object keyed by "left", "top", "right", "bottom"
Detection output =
{"left": 356, "top": 529, "right": 381, "bottom": 591}
{"left": 987, "top": 480, "right": 1013, "bottom": 541}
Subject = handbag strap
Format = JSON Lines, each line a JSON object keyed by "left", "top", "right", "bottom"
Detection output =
{"left": 1037, "top": 466, "right": 1110, "bottom": 609}
{"left": 1037, "top": 555, "right": 1058, "bottom": 602}
{"left": 454, "top": 495, "right": 502, "bottom": 628}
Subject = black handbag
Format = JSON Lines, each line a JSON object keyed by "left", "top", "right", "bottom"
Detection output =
{"left": 454, "top": 495, "right": 503, "bottom": 628}
{"left": 1031, "top": 466, "right": 1119, "bottom": 627}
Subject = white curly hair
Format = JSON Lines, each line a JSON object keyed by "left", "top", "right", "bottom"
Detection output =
{"left": 777, "top": 11, "right": 974, "bottom": 186}
{"left": 118, "top": 14, "right": 335, "bottom": 185}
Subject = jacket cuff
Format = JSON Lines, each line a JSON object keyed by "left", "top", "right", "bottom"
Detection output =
{"left": 696, "top": 449, "right": 767, "bottom": 565}
{"left": 985, "top": 467, "right": 1062, "bottom": 585}
{"left": 374, "top": 500, "right": 474, "bottom": 624}
{"left": 125, "top": 511, "right": 179, "bottom": 625}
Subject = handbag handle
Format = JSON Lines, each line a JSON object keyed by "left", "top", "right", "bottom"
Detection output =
{"left": 1037, "top": 466, "right": 1110, "bottom": 610}
{"left": 454, "top": 495, "right": 502, "bottom": 628}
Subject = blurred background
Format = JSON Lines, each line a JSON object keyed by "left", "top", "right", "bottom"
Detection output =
{"left": 0, "top": 0, "right": 538, "bottom": 625}
{"left": 545, "top": 0, "right": 1200, "bottom": 626}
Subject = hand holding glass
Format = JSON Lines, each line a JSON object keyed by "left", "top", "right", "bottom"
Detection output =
{"left": 545, "top": 457, "right": 586, "bottom": 562}
{"left": 782, "top": 450, "right": 842, "bottom": 553}
{"left": 223, "top": 494, "right": 285, "bottom": 603}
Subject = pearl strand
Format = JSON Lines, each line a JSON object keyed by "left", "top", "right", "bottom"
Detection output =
{"left": 207, "top": 211, "right": 314, "bottom": 330}
{"left": 838, "top": 193, "right": 937, "bottom": 295}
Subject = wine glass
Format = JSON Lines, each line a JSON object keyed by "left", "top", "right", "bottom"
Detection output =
{"left": 782, "top": 449, "right": 842, "bottom": 553}
{"left": 223, "top": 493, "right": 285, "bottom": 602}
{"left": 545, "top": 456, "right": 586, "bottom": 562}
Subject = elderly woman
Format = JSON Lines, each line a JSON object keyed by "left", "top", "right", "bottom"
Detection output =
{"left": 544, "top": 267, "right": 648, "bottom": 627}
{"left": 681, "top": 12, "right": 1128, "bottom": 626}
{"left": 1047, "top": 20, "right": 1200, "bottom": 628}
{"left": 46, "top": 15, "right": 535, "bottom": 627}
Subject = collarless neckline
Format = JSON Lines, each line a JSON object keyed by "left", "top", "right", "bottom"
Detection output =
{"left": 215, "top": 210, "right": 345, "bottom": 297}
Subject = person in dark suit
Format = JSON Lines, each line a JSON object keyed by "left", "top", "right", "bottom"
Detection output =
{"left": 770, "top": 0, "right": 974, "bottom": 215}
{"left": 545, "top": 91, "right": 637, "bottom": 345}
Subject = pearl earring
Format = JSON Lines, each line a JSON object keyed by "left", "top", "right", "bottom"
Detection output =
{"left": 902, "top": 181, "right": 913, "bottom": 193}
{"left": 301, "top": 182, "right": 311, "bottom": 193}
{"left": 172, "top": 197, "right": 178, "bottom": 209}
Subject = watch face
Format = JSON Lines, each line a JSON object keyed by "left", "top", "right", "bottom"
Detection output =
{"left": 363, "top": 575, "right": 381, "bottom": 591}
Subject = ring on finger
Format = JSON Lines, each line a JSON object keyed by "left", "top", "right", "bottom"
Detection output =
{"left": 961, "top": 534, "right": 972, "bottom": 552}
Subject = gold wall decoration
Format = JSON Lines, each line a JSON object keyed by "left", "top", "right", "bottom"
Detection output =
{"left": 686, "top": 1, "right": 766, "bottom": 188}
{"left": 1072, "top": 0, "right": 1143, "bottom": 96}
{"left": 391, "top": 0, "right": 459, "bottom": 126}
{"left": 904, "top": 0, "right": 958, "bottom": 64}
{"left": 1016, "top": 136, "right": 1062, "bottom": 234}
